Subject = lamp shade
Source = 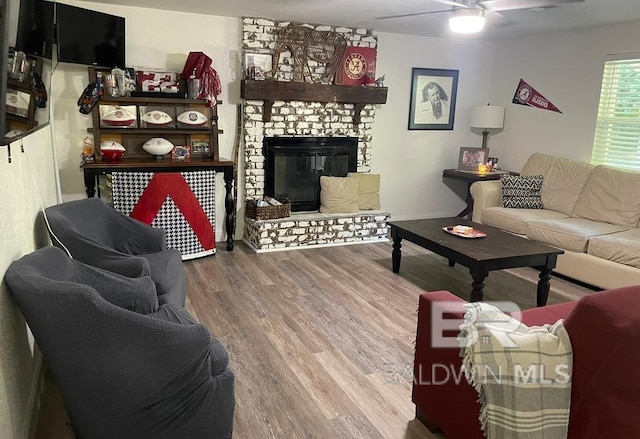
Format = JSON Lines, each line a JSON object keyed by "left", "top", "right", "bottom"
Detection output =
{"left": 470, "top": 105, "right": 505, "bottom": 129}
{"left": 449, "top": 8, "right": 486, "bottom": 34}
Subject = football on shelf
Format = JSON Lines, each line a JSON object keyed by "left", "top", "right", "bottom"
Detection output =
{"left": 100, "top": 141, "right": 125, "bottom": 162}
{"left": 142, "top": 137, "right": 174, "bottom": 157}
{"left": 177, "top": 110, "right": 207, "bottom": 126}
{"left": 141, "top": 110, "right": 173, "bottom": 126}
{"left": 102, "top": 108, "right": 136, "bottom": 126}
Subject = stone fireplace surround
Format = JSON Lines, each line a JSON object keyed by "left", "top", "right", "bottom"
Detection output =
{"left": 242, "top": 17, "right": 389, "bottom": 251}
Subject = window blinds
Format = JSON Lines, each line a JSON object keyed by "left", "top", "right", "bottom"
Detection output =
{"left": 591, "top": 58, "right": 640, "bottom": 170}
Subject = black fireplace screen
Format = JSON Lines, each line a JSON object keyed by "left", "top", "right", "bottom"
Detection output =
{"left": 264, "top": 137, "right": 358, "bottom": 212}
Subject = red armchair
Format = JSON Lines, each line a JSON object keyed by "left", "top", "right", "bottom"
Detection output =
{"left": 412, "top": 286, "right": 640, "bottom": 439}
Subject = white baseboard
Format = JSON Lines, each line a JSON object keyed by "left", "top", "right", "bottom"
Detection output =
{"left": 25, "top": 350, "right": 44, "bottom": 439}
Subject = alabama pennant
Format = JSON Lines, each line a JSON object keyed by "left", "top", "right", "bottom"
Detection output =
{"left": 512, "top": 79, "right": 562, "bottom": 113}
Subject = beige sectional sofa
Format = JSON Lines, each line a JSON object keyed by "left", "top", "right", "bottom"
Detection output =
{"left": 470, "top": 153, "right": 640, "bottom": 289}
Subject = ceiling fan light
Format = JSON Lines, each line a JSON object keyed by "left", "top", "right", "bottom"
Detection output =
{"left": 449, "top": 8, "right": 486, "bottom": 33}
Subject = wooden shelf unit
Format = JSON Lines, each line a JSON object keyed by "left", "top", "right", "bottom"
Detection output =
{"left": 88, "top": 67, "right": 221, "bottom": 161}
{"left": 6, "top": 57, "right": 43, "bottom": 133}
{"left": 82, "top": 67, "right": 236, "bottom": 250}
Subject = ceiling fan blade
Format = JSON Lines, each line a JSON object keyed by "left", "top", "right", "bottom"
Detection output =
{"left": 375, "top": 9, "right": 453, "bottom": 20}
{"left": 478, "top": 0, "right": 584, "bottom": 12}
{"left": 487, "top": 10, "right": 514, "bottom": 27}
{"left": 433, "top": 0, "right": 470, "bottom": 8}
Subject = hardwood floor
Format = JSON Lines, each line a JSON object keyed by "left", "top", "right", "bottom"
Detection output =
{"left": 34, "top": 240, "right": 594, "bottom": 438}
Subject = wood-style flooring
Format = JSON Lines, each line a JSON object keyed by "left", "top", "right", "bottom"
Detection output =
{"left": 34, "top": 240, "right": 594, "bottom": 439}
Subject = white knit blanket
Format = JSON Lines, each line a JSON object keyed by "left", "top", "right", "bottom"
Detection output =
{"left": 458, "top": 302, "right": 573, "bottom": 439}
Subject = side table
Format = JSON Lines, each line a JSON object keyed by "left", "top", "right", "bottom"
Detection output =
{"left": 442, "top": 169, "right": 515, "bottom": 218}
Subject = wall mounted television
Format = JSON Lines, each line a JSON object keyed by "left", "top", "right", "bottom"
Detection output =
{"left": 56, "top": 3, "right": 125, "bottom": 68}
{"left": 14, "top": 0, "right": 54, "bottom": 59}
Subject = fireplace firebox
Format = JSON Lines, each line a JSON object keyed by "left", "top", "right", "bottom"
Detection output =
{"left": 264, "top": 137, "right": 358, "bottom": 212}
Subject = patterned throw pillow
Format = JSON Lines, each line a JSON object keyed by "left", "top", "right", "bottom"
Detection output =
{"left": 500, "top": 174, "right": 544, "bottom": 209}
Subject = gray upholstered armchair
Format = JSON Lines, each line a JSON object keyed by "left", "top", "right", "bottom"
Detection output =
{"left": 45, "top": 198, "right": 185, "bottom": 306}
{"left": 5, "top": 246, "right": 234, "bottom": 439}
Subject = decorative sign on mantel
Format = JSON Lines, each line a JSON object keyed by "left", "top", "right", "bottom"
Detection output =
{"left": 335, "top": 47, "right": 377, "bottom": 86}
{"left": 271, "top": 24, "right": 347, "bottom": 84}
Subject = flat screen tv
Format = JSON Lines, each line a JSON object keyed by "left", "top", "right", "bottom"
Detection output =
{"left": 56, "top": 3, "right": 125, "bottom": 68}
{"left": 15, "top": 0, "right": 54, "bottom": 59}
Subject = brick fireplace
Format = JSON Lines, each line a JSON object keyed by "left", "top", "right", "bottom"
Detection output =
{"left": 242, "top": 17, "right": 390, "bottom": 252}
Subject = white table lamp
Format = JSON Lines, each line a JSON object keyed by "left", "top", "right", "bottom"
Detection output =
{"left": 470, "top": 104, "right": 505, "bottom": 148}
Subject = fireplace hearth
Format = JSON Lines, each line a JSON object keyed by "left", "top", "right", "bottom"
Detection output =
{"left": 264, "top": 137, "right": 358, "bottom": 212}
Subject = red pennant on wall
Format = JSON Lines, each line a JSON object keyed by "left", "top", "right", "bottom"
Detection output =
{"left": 512, "top": 79, "right": 562, "bottom": 113}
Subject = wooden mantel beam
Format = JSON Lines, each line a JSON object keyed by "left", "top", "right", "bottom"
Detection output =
{"left": 240, "top": 80, "right": 388, "bottom": 127}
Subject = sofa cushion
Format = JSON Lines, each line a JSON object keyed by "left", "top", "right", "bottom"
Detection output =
{"left": 521, "top": 154, "right": 595, "bottom": 216}
{"left": 500, "top": 174, "right": 544, "bottom": 209}
{"left": 347, "top": 172, "right": 381, "bottom": 210}
{"left": 520, "top": 152, "right": 558, "bottom": 177}
{"left": 588, "top": 228, "right": 640, "bottom": 269}
{"left": 526, "top": 218, "right": 629, "bottom": 253}
{"left": 481, "top": 207, "right": 569, "bottom": 235}
{"left": 574, "top": 165, "right": 640, "bottom": 228}
{"left": 319, "top": 176, "right": 359, "bottom": 214}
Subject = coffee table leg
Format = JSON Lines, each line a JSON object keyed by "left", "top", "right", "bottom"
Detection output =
{"left": 448, "top": 260, "right": 455, "bottom": 267}
{"left": 470, "top": 271, "right": 486, "bottom": 302}
{"left": 392, "top": 238, "right": 402, "bottom": 273}
{"left": 537, "top": 268, "right": 552, "bottom": 306}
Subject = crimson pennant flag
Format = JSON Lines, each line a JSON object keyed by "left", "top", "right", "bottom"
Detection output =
{"left": 512, "top": 79, "right": 562, "bottom": 113}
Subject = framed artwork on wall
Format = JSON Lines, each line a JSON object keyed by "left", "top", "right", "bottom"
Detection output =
{"left": 457, "top": 147, "right": 489, "bottom": 171}
{"left": 408, "top": 68, "right": 459, "bottom": 130}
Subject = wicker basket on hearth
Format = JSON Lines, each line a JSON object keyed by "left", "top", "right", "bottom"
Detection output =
{"left": 245, "top": 199, "right": 291, "bottom": 220}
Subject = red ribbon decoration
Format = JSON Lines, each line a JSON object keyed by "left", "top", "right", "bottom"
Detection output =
{"left": 130, "top": 173, "right": 214, "bottom": 250}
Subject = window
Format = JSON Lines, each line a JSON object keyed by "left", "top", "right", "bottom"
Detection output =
{"left": 592, "top": 58, "right": 640, "bottom": 170}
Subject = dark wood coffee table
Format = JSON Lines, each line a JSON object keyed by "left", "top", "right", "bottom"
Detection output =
{"left": 389, "top": 217, "right": 564, "bottom": 306}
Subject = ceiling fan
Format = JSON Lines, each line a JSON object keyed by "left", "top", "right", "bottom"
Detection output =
{"left": 376, "top": 0, "right": 585, "bottom": 33}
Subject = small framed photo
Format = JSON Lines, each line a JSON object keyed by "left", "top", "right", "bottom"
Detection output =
{"left": 245, "top": 53, "right": 273, "bottom": 80}
{"left": 408, "top": 67, "right": 459, "bottom": 130}
{"left": 487, "top": 157, "right": 499, "bottom": 171}
{"left": 458, "top": 147, "right": 490, "bottom": 171}
{"left": 171, "top": 145, "right": 191, "bottom": 161}
{"left": 191, "top": 140, "right": 210, "bottom": 154}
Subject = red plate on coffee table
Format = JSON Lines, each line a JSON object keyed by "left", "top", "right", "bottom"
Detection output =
{"left": 442, "top": 226, "right": 487, "bottom": 239}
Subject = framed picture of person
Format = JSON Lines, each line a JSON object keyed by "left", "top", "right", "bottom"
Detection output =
{"left": 408, "top": 68, "right": 459, "bottom": 130}
{"left": 457, "top": 147, "right": 489, "bottom": 171}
